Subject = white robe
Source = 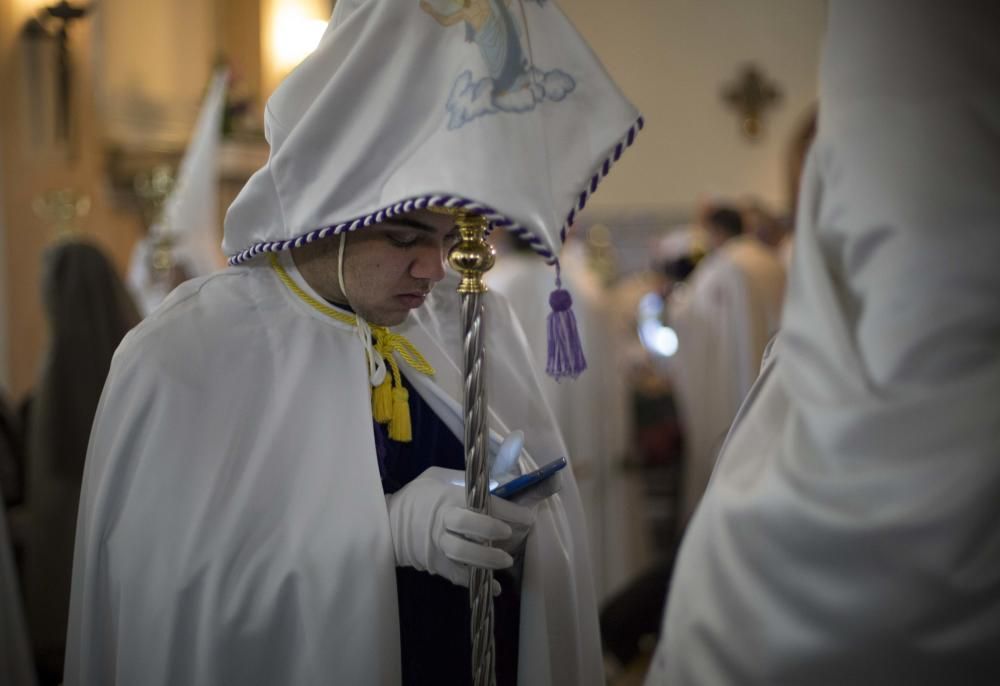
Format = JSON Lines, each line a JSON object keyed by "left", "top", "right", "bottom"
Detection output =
{"left": 666, "top": 235, "right": 785, "bottom": 523}
{"left": 649, "top": 2, "right": 1000, "bottom": 683}
{"left": 65, "top": 254, "right": 602, "bottom": 685}
{"left": 488, "top": 244, "right": 650, "bottom": 601}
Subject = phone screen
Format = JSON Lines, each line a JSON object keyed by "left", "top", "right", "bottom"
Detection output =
{"left": 491, "top": 457, "right": 567, "bottom": 500}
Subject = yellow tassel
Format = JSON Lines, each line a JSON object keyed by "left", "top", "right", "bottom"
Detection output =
{"left": 372, "top": 377, "right": 393, "bottom": 423}
{"left": 388, "top": 386, "right": 412, "bottom": 442}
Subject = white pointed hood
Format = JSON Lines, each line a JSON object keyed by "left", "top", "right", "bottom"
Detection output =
{"left": 158, "top": 67, "right": 229, "bottom": 277}
{"left": 128, "top": 67, "right": 228, "bottom": 314}
{"left": 223, "top": 0, "right": 641, "bottom": 266}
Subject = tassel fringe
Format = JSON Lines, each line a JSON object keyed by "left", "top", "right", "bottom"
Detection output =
{"left": 372, "top": 377, "right": 393, "bottom": 423}
{"left": 546, "top": 288, "right": 587, "bottom": 381}
{"left": 389, "top": 386, "right": 412, "bottom": 442}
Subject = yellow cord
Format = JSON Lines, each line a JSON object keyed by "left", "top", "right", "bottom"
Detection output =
{"left": 270, "top": 253, "right": 434, "bottom": 441}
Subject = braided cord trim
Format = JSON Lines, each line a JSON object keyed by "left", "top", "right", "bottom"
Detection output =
{"left": 268, "top": 253, "right": 435, "bottom": 382}
{"left": 229, "top": 115, "right": 644, "bottom": 269}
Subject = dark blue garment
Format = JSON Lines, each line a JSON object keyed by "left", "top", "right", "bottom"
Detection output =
{"left": 376, "top": 374, "right": 520, "bottom": 686}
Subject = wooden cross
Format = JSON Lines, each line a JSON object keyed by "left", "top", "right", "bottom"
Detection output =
{"left": 722, "top": 64, "right": 782, "bottom": 141}
{"left": 22, "top": 1, "right": 90, "bottom": 148}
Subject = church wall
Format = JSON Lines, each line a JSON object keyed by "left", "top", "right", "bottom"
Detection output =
{"left": 97, "top": 0, "right": 217, "bottom": 148}
{"left": 0, "top": 0, "right": 143, "bottom": 399}
{"left": 560, "top": 0, "right": 826, "bottom": 216}
{"left": 217, "top": 0, "right": 264, "bottom": 120}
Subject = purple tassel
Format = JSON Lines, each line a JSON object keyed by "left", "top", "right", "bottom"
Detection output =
{"left": 546, "top": 287, "right": 587, "bottom": 381}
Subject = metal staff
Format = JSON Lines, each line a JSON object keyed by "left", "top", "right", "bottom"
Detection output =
{"left": 446, "top": 210, "right": 497, "bottom": 686}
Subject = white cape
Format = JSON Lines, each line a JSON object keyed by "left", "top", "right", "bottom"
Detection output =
{"left": 650, "top": 2, "right": 1000, "bottom": 683}
{"left": 65, "top": 254, "right": 602, "bottom": 685}
{"left": 489, "top": 244, "right": 650, "bottom": 601}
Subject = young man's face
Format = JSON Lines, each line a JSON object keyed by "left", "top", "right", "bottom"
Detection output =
{"left": 292, "top": 210, "right": 459, "bottom": 327}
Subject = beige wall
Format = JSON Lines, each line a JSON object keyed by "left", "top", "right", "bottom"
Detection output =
{"left": 0, "top": 0, "right": 143, "bottom": 399}
{"left": 97, "top": 0, "right": 216, "bottom": 149}
{"left": 218, "top": 0, "right": 264, "bottom": 117}
{"left": 560, "top": 0, "right": 826, "bottom": 215}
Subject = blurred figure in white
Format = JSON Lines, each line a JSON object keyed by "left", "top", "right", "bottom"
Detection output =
{"left": 665, "top": 204, "right": 785, "bottom": 525}
{"left": 614, "top": 225, "right": 708, "bottom": 381}
{"left": 127, "top": 68, "right": 229, "bottom": 316}
{"left": 597, "top": 224, "right": 705, "bottom": 679}
{"left": 648, "top": 2, "right": 1000, "bottom": 683}
{"left": 489, "top": 229, "right": 649, "bottom": 602}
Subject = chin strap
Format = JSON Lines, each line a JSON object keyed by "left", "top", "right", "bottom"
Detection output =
{"left": 270, "top": 253, "right": 434, "bottom": 441}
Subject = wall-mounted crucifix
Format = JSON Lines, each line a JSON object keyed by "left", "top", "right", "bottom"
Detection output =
{"left": 722, "top": 63, "right": 782, "bottom": 141}
{"left": 22, "top": 1, "right": 91, "bottom": 152}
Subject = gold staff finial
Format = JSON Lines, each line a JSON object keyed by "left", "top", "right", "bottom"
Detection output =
{"left": 444, "top": 209, "right": 495, "bottom": 294}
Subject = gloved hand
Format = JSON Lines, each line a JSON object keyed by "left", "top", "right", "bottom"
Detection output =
{"left": 386, "top": 463, "right": 534, "bottom": 593}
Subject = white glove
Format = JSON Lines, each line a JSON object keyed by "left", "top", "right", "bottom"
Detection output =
{"left": 386, "top": 465, "right": 534, "bottom": 593}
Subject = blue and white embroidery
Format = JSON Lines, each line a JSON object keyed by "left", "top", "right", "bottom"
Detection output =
{"left": 419, "top": 0, "right": 576, "bottom": 130}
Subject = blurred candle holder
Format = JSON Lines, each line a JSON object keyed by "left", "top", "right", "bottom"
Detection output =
{"left": 32, "top": 187, "right": 90, "bottom": 238}
{"left": 133, "top": 164, "right": 177, "bottom": 272}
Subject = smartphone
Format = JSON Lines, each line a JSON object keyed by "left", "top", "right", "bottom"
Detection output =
{"left": 491, "top": 456, "right": 567, "bottom": 501}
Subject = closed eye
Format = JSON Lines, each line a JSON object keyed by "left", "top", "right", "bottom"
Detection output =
{"left": 386, "top": 232, "right": 419, "bottom": 247}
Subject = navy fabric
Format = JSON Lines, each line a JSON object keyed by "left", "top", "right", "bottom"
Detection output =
{"left": 376, "top": 373, "right": 520, "bottom": 686}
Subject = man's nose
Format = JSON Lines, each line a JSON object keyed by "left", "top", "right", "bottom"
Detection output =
{"left": 410, "top": 244, "right": 447, "bottom": 282}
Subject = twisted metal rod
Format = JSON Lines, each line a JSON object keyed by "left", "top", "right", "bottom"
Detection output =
{"left": 444, "top": 209, "right": 498, "bottom": 686}
{"left": 462, "top": 290, "right": 495, "bottom": 686}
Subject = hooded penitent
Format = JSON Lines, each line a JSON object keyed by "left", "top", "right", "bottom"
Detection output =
{"left": 648, "top": 2, "right": 1000, "bottom": 683}
{"left": 224, "top": 0, "right": 640, "bottom": 377}
{"left": 66, "top": 2, "right": 639, "bottom": 685}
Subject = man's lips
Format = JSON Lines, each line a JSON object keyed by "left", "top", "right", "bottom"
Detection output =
{"left": 396, "top": 291, "right": 428, "bottom": 307}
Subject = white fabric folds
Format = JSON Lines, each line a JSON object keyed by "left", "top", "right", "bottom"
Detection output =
{"left": 65, "top": 258, "right": 602, "bottom": 685}
{"left": 649, "top": 2, "right": 1000, "bottom": 684}
{"left": 222, "top": 0, "right": 640, "bottom": 265}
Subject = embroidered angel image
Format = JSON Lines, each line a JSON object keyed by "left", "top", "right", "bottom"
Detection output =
{"left": 420, "top": 0, "right": 530, "bottom": 95}
{"left": 419, "top": 0, "right": 575, "bottom": 130}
